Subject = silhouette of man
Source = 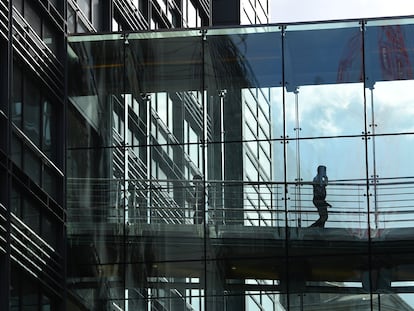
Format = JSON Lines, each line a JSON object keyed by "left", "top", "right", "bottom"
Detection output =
{"left": 310, "top": 165, "right": 332, "bottom": 228}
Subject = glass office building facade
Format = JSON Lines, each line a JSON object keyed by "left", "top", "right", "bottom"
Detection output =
{"left": 65, "top": 17, "right": 414, "bottom": 310}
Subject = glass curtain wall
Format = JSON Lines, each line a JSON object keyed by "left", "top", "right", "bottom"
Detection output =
{"left": 67, "top": 17, "right": 414, "bottom": 311}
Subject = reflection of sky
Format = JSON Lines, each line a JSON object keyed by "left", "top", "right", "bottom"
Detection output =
{"left": 372, "top": 80, "right": 414, "bottom": 133}
{"left": 271, "top": 80, "right": 414, "bottom": 181}
{"left": 270, "top": 79, "right": 414, "bottom": 230}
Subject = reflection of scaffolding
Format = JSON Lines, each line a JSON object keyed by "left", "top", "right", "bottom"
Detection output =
{"left": 67, "top": 178, "right": 414, "bottom": 231}
{"left": 113, "top": 130, "right": 192, "bottom": 225}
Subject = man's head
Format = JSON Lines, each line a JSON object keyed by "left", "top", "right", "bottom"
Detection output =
{"left": 193, "top": 174, "right": 203, "bottom": 185}
{"left": 317, "top": 165, "right": 327, "bottom": 175}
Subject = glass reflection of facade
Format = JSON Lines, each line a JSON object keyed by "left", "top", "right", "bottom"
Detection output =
{"left": 64, "top": 17, "right": 414, "bottom": 310}
{"left": 1, "top": 0, "right": 270, "bottom": 310}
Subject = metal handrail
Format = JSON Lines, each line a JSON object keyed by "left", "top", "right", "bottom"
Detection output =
{"left": 67, "top": 177, "right": 414, "bottom": 230}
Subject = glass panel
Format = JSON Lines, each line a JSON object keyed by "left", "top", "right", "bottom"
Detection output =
{"left": 285, "top": 22, "right": 364, "bottom": 139}
{"left": 205, "top": 26, "right": 283, "bottom": 228}
{"left": 367, "top": 135, "right": 414, "bottom": 232}
{"left": 364, "top": 22, "right": 414, "bottom": 260}
{"left": 365, "top": 21, "right": 414, "bottom": 132}
{"left": 43, "top": 22, "right": 58, "bottom": 55}
{"left": 23, "top": 148, "right": 41, "bottom": 185}
{"left": 287, "top": 137, "right": 367, "bottom": 230}
{"left": 68, "top": 30, "right": 204, "bottom": 309}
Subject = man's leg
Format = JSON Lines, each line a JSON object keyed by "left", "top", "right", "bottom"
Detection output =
{"left": 318, "top": 206, "right": 328, "bottom": 227}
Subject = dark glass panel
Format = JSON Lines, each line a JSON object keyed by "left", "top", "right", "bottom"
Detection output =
{"left": 24, "top": 79, "right": 41, "bottom": 146}
{"left": 287, "top": 137, "right": 368, "bottom": 230}
{"left": 22, "top": 197, "right": 40, "bottom": 234}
